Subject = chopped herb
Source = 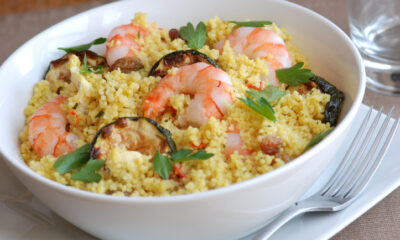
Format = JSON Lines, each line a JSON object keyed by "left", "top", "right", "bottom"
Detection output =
{"left": 247, "top": 86, "right": 285, "bottom": 103}
{"left": 239, "top": 91, "right": 276, "bottom": 122}
{"left": 303, "top": 128, "right": 334, "bottom": 152}
{"left": 153, "top": 149, "right": 213, "bottom": 180}
{"left": 71, "top": 159, "right": 105, "bottom": 182}
{"left": 229, "top": 20, "right": 272, "bottom": 27}
{"left": 53, "top": 143, "right": 106, "bottom": 182}
{"left": 276, "top": 62, "right": 315, "bottom": 86}
{"left": 179, "top": 22, "right": 207, "bottom": 49}
{"left": 137, "top": 30, "right": 141, "bottom": 39}
{"left": 172, "top": 149, "right": 214, "bottom": 162}
{"left": 95, "top": 110, "right": 104, "bottom": 118}
{"left": 153, "top": 150, "right": 173, "bottom": 180}
{"left": 53, "top": 143, "right": 91, "bottom": 174}
{"left": 80, "top": 53, "right": 104, "bottom": 74}
{"left": 58, "top": 37, "right": 106, "bottom": 53}
{"left": 73, "top": 103, "right": 78, "bottom": 110}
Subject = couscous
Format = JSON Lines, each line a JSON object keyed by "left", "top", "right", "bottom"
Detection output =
{"left": 19, "top": 13, "right": 343, "bottom": 197}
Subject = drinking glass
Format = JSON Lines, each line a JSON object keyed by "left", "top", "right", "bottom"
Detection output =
{"left": 347, "top": 0, "right": 400, "bottom": 94}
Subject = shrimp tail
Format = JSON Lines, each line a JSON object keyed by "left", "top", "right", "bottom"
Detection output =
{"left": 29, "top": 96, "right": 78, "bottom": 158}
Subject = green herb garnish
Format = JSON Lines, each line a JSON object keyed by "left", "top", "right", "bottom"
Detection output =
{"left": 238, "top": 87, "right": 280, "bottom": 121}
{"left": 53, "top": 143, "right": 91, "bottom": 174}
{"left": 229, "top": 20, "right": 272, "bottom": 27}
{"left": 137, "top": 30, "right": 141, "bottom": 39}
{"left": 179, "top": 22, "right": 207, "bottom": 49}
{"left": 71, "top": 159, "right": 105, "bottom": 182}
{"left": 303, "top": 128, "right": 334, "bottom": 152}
{"left": 153, "top": 150, "right": 173, "bottom": 180}
{"left": 247, "top": 86, "right": 285, "bottom": 103}
{"left": 80, "top": 54, "right": 104, "bottom": 74}
{"left": 172, "top": 149, "right": 214, "bottom": 162}
{"left": 53, "top": 143, "right": 105, "bottom": 183}
{"left": 276, "top": 62, "right": 315, "bottom": 86}
{"left": 239, "top": 96, "right": 276, "bottom": 121}
{"left": 153, "top": 149, "right": 214, "bottom": 180}
{"left": 58, "top": 37, "right": 106, "bottom": 53}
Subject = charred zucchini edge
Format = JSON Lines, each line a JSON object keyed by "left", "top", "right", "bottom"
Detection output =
{"left": 310, "top": 76, "right": 345, "bottom": 126}
{"left": 148, "top": 50, "right": 219, "bottom": 77}
{"left": 43, "top": 50, "right": 109, "bottom": 80}
{"left": 89, "top": 117, "right": 177, "bottom": 159}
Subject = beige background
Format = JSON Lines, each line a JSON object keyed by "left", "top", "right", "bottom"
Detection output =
{"left": 0, "top": 0, "right": 399, "bottom": 239}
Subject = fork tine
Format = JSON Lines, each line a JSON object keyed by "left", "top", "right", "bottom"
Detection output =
{"left": 321, "top": 106, "right": 373, "bottom": 195}
{"left": 320, "top": 106, "right": 373, "bottom": 195}
{"left": 344, "top": 108, "right": 400, "bottom": 199}
{"left": 337, "top": 106, "right": 394, "bottom": 197}
{"left": 326, "top": 106, "right": 384, "bottom": 197}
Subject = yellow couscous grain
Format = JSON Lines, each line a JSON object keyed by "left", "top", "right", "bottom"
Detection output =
{"left": 20, "top": 14, "right": 332, "bottom": 197}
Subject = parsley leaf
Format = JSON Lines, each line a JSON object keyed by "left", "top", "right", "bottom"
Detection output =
{"left": 172, "top": 149, "right": 214, "bottom": 162}
{"left": 229, "top": 20, "right": 272, "bottom": 27}
{"left": 58, "top": 37, "right": 106, "bottom": 53}
{"left": 71, "top": 159, "right": 105, "bottom": 182}
{"left": 53, "top": 143, "right": 106, "bottom": 182}
{"left": 53, "top": 143, "right": 91, "bottom": 174}
{"left": 179, "top": 22, "right": 207, "bottom": 49}
{"left": 303, "top": 128, "right": 334, "bottom": 152}
{"left": 247, "top": 86, "right": 285, "bottom": 103}
{"left": 153, "top": 150, "right": 173, "bottom": 180}
{"left": 276, "top": 62, "right": 315, "bottom": 86}
{"left": 239, "top": 92, "right": 276, "bottom": 122}
{"left": 171, "top": 149, "right": 192, "bottom": 161}
{"left": 80, "top": 53, "right": 104, "bottom": 74}
{"left": 152, "top": 149, "right": 213, "bottom": 180}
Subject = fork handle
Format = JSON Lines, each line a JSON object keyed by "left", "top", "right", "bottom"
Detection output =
{"left": 252, "top": 202, "right": 312, "bottom": 240}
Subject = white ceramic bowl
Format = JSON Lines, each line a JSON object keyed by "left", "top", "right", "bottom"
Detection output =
{"left": 0, "top": 0, "right": 365, "bottom": 239}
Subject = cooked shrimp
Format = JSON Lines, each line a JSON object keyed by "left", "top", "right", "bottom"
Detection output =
{"left": 105, "top": 23, "right": 148, "bottom": 67}
{"left": 28, "top": 96, "right": 78, "bottom": 157}
{"left": 142, "top": 62, "right": 233, "bottom": 127}
{"left": 215, "top": 27, "right": 291, "bottom": 86}
{"left": 224, "top": 130, "right": 253, "bottom": 158}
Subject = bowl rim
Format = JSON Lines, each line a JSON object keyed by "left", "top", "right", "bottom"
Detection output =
{"left": 0, "top": 0, "right": 366, "bottom": 203}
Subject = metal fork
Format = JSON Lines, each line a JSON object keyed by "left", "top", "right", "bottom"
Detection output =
{"left": 253, "top": 106, "right": 400, "bottom": 240}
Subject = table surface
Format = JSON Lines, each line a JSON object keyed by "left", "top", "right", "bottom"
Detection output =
{"left": 0, "top": 0, "right": 399, "bottom": 239}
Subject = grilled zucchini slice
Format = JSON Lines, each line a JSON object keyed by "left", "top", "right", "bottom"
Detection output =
{"left": 45, "top": 50, "right": 109, "bottom": 83}
{"left": 310, "top": 76, "right": 345, "bottom": 126}
{"left": 90, "top": 117, "right": 176, "bottom": 160}
{"left": 148, "top": 50, "right": 218, "bottom": 77}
